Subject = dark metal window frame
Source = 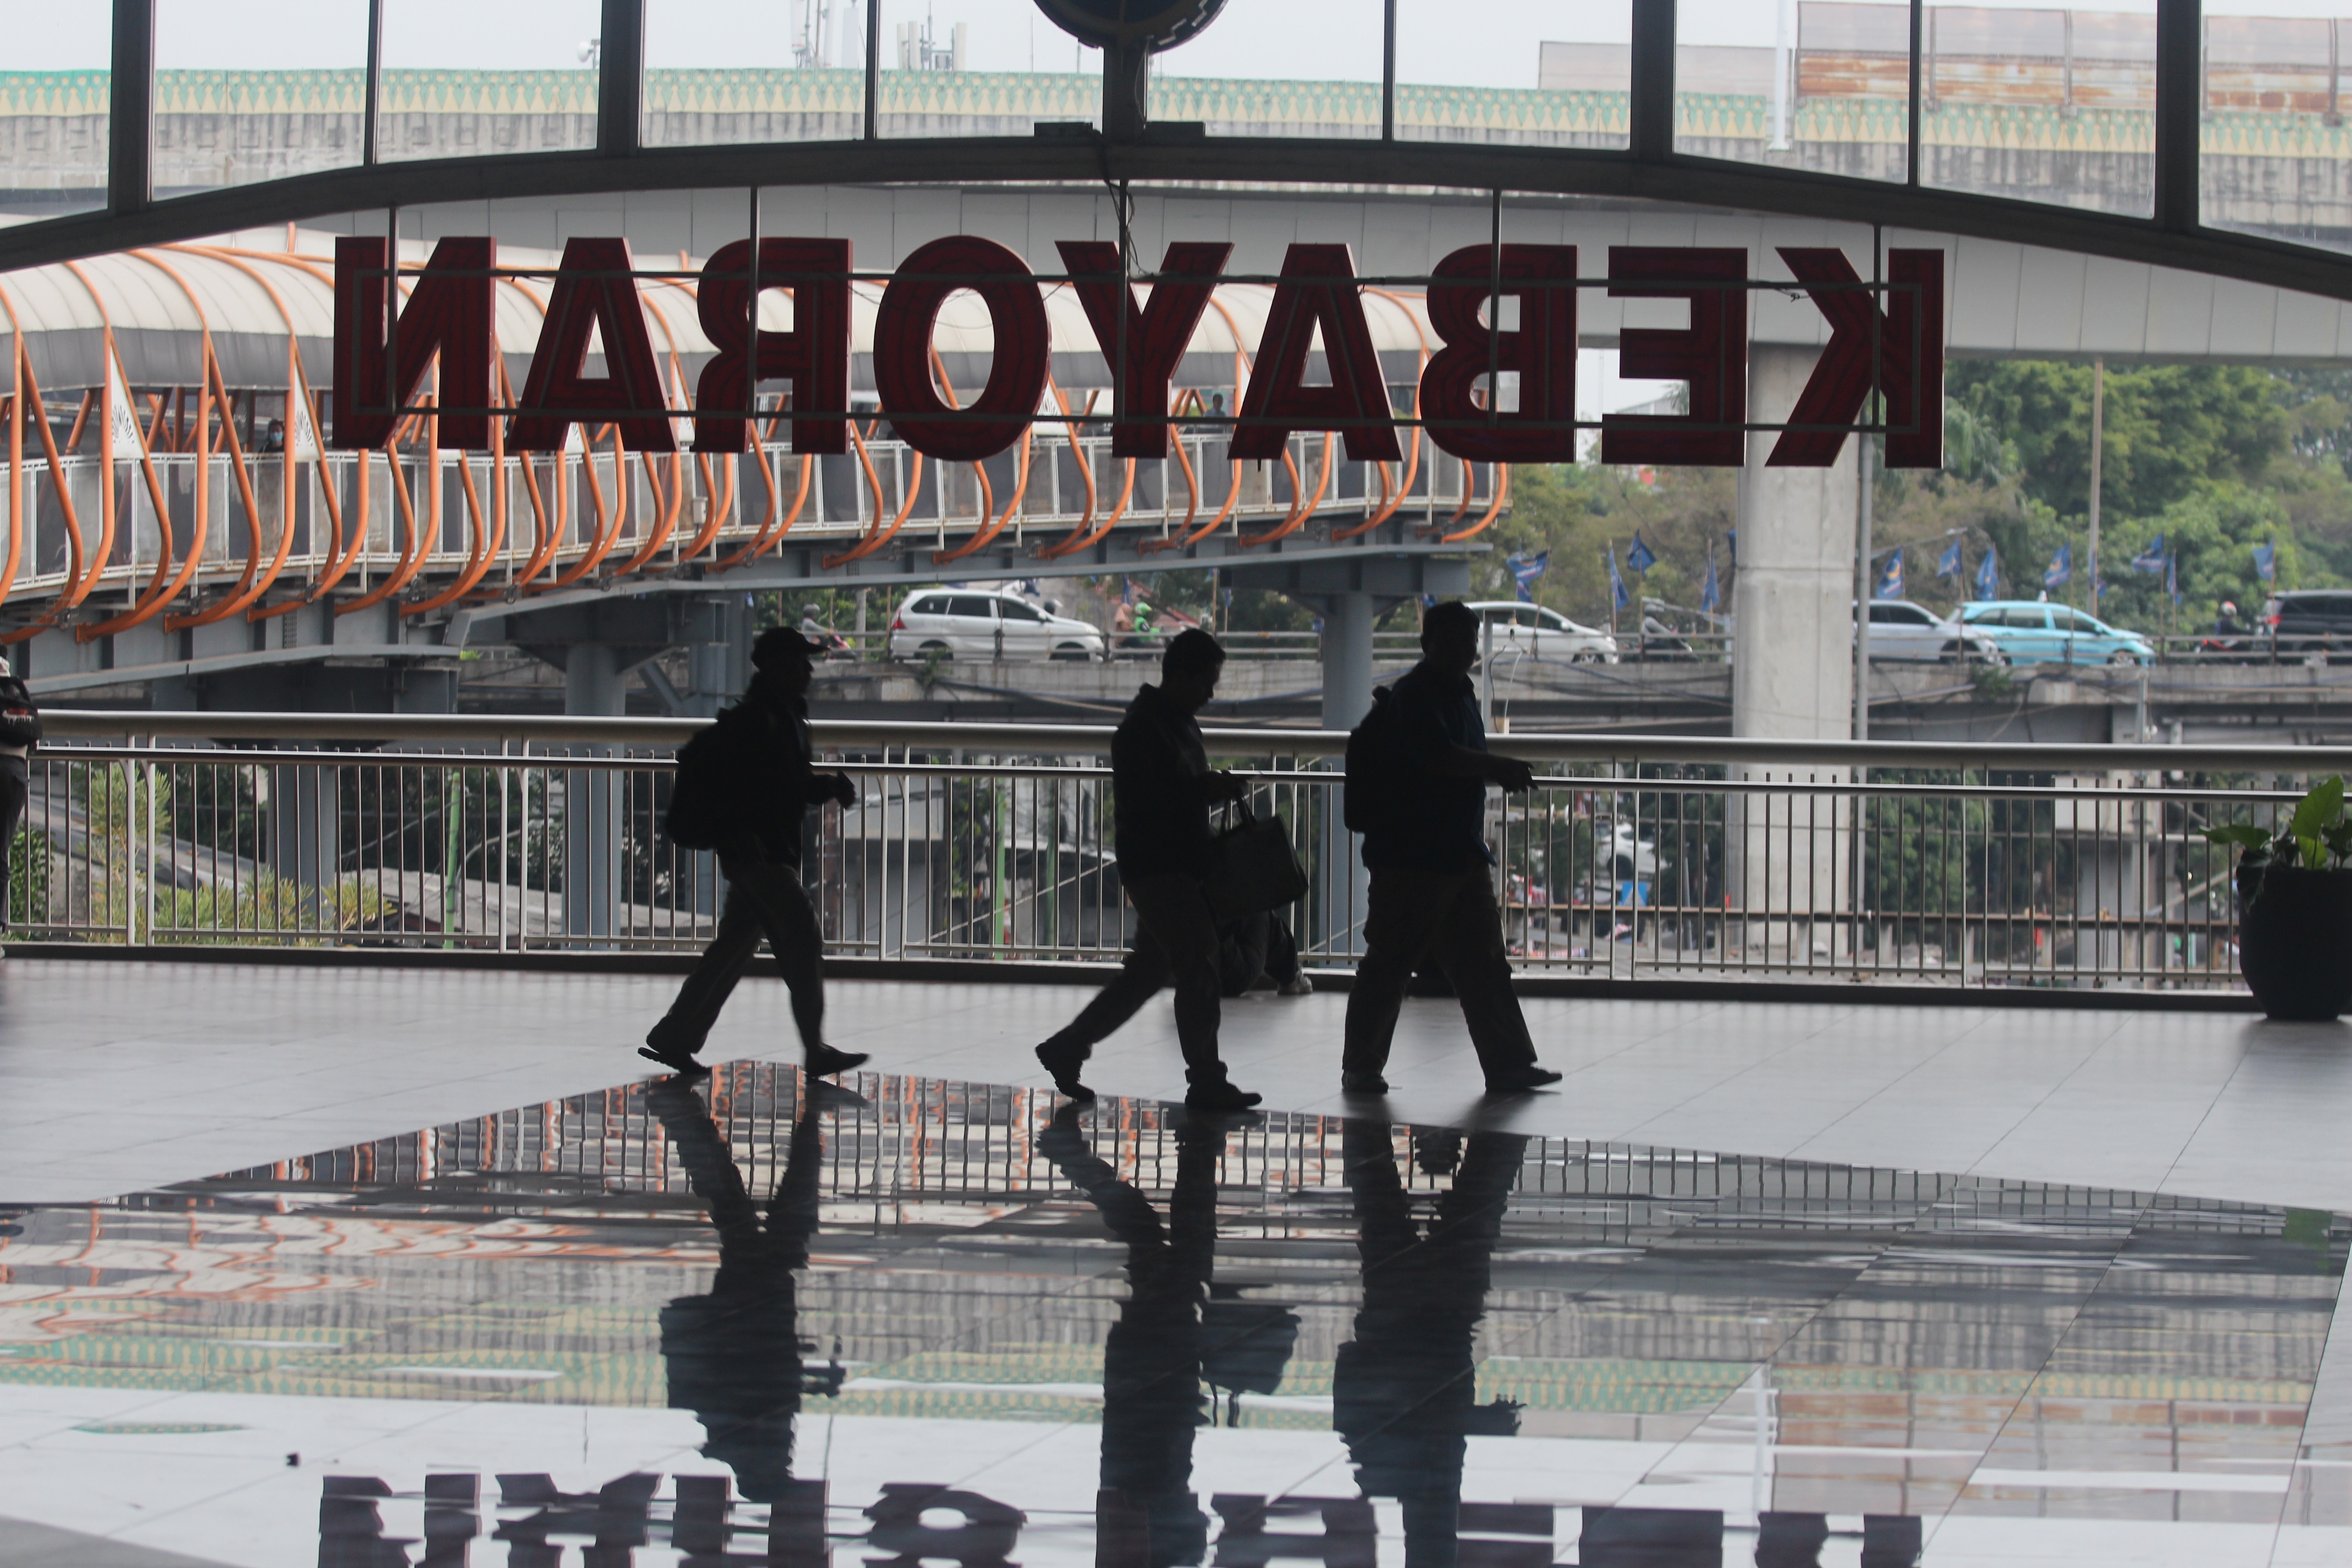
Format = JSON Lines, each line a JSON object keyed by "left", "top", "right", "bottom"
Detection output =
{"left": 41, "top": 2, "right": 2347, "bottom": 304}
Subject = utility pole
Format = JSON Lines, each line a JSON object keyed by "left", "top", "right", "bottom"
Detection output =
{"left": 2088, "top": 358, "right": 2104, "bottom": 614}
{"left": 1853, "top": 429, "right": 1874, "bottom": 742}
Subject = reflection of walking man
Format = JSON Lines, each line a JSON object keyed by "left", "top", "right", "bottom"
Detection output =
{"left": 1039, "top": 1104, "right": 1227, "bottom": 1568}
{"left": 649, "top": 1077, "right": 843, "bottom": 1505}
{"left": 1334, "top": 1118, "right": 1529, "bottom": 1568}
{"left": 1035, "top": 629, "right": 1259, "bottom": 1111}
{"left": 643, "top": 628, "right": 867, "bottom": 1080}
{"left": 1342, "top": 602, "right": 1562, "bottom": 1095}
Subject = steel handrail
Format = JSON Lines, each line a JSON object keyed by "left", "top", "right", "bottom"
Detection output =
{"left": 24, "top": 743, "right": 2315, "bottom": 802}
{"left": 31, "top": 708, "right": 2352, "bottom": 773}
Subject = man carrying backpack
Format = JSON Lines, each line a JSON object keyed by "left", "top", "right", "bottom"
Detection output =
{"left": 643, "top": 627, "right": 867, "bottom": 1081}
{"left": 1033, "top": 628, "right": 1260, "bottom": 1111}
{"left": 0, "top": 656, "right": 35, "bottom": 946}
{"left": 1342, "top": 600, "right": 1562, "bottom": 1096}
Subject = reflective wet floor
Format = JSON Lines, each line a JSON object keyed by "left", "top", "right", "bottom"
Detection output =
{"left": 1, "top": 1063, "right": 2348, "bottom": 1567}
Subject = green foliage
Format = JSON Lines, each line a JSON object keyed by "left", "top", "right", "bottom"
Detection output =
{"left": 1945, "top": 361, "right": 2290, "bottom": 520}
{"left": 7, "top": 822, "right": 50, "bottom": 932}
{"left": 2201, "top": 774, "right": 2352, "bottom": 901}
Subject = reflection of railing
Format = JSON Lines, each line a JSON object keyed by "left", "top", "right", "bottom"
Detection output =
{"left": 18, "top": 714, "right": 2331, "bottom": 992}
{"left": 0, "top": 431, "right": 1493, "bottom": 619}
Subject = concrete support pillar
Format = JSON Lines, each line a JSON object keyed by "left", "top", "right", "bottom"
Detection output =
{"left": 267, "top": 760, "right": 330, "bottom": 927}
{"left": 1318, "top": 591, "right": 1377, "bottom": 733}
{"left": 564, "top": 644, "right": 625, "bottom": 944}
{"left": 1314, "top": 591, "right": 1378, "bottom": 957}
{"left": 1727, "top": 344, "right": 1860, "bottom": 963}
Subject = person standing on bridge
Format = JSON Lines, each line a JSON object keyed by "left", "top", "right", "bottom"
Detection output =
{"left": 1034, "top": 628, "right": 1261, "bottom": 1111}
{"left": 1340, "top": 600, "right": 1563, "bottom": 1097}
{"left": 642, "top": 627, "right": 867, "bottom": 1083}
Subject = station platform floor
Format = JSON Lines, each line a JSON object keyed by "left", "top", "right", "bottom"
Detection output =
{"left": 1, "top": 960, "right": 2349, "bottom": 1567}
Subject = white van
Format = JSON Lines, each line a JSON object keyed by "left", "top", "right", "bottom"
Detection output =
{"left": 888, "top": 588, "right": 1106, "bottom": 662}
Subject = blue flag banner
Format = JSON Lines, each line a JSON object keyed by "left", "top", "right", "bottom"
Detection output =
{"left": 1607, "top": 547, "right": 1631, "bottom": 611}
{"left": 1121, "top": 576, "right": 1136, "bottom": 605}
{"left": 1626, "top": 533, "right": 1658, "bottom": 574}
{"left": 1937, "top": 538, "right": 1963, "bottom": 578}
{"left": 1975, "top": 546, "right": 1999, "bottom": 600}
{"left": 2045, "top": 543, "right": 2072, "bottom": 589}
{"left": 1875, "top": 549, "right": 1905, "bottom": 600}
{"left": 1700, "top": 543, "right": 1721, "bottom": 615}
{"left": 2255, "top": 537, "right": 2277, "bottom": 582}
{"left": 1507, "top": 549, "right": 1549, "bottom": 603}
{"left": 2132, "top": 537, "right": 2166, "bottom": 573}
{"left": 2166, "top": 551, "right": 2181, "bottom": 606}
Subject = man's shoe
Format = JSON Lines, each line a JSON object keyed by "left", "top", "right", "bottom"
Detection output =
{"left": 1340, "top": 1072, "right": 1388, "bottom": 1095}
{"left": 1184, "top": 1080, "right": 1262, "bottom": 1112}
{"left": 1277, "top": 974, "right": 1315, "bottom": 996}
{"left": 1486, "top": 1066, "right": 1564, "bottom": 1095}
{"left": 805, "top": 1044, "right": 869, "bottom": 1079}
{"left": 638, "top": 1041, "right": 710, "bottom": 1078}
{"left": 1035, "top": 1042, "right": 1096, "bottom": 1102}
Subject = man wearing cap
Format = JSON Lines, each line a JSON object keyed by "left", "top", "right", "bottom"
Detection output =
{"left": 642, "top": 627, "right": 867, "bottom": 1081}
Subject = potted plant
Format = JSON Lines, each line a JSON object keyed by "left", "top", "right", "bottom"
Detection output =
{"left": 2203, "top": 775, "right": 2352, "bottom": 1020}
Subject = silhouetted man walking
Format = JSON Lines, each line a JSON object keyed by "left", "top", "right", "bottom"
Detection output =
{"left": 1035, "top": 629, "right": 1259, "bottom": 1111}
{"left": 644, "top": 627, "right": 867, "bottom": 1080}
{"left": 1342, "top": 600, "right": 1561, "bottom": 1095}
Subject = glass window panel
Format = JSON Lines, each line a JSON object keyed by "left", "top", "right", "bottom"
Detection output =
{"left": 0, "top": 0, "right": 110, "bottom": 218}
{"left": 877, "top": 0, "right": 1097, "bottom": 137}
{"left": 1678, "top": 0, "right": 1911, "bottom": 181}
{"left": 378, "top": 0, "right": 600, "bottom": 163}
{"left": 1151, "top": 0, "right": 1385, "bottom": 139}
{"left": 1920, "top": 0, "right": 2156, "bottom": 217}
{"left": 646, "top": 0, "right": 867, "bottom": 146}
{"left": 1396, "top": 0, "right": 1631, "bottom": 150}
{"left": 153, "top": 0, "right": 369, "bottom": 197}
{"left": 2200, "top": 1, "right": 2352, "bottom": 251}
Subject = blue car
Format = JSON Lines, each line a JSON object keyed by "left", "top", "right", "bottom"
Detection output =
{"left": 1957, "top": 601, "right": 2157, "bottom": 666}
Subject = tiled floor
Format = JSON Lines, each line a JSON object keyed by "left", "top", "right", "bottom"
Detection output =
{"left": 5, "top": 959, "right": 2352, "bottom": 1567}
{"left": 2, "top": 961, "right": 2349, "bottom": 1211}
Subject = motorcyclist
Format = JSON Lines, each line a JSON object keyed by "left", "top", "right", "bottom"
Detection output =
{"left": 2215, "top": 601, "right": 2246, "bottom": 638}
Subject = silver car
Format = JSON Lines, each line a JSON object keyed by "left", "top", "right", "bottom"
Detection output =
{"left": 1465, "top": 602, "right": 1620, "bottom": 663}
{"left": 888, "top": 588, "right": 1106, "bottom": 662}
{"left": 1856, "top": 599, "right": 2004, "bottom": 664}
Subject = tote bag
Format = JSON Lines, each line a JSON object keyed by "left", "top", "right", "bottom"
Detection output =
{"left": 1200, "top": 799, "right": 1309, "bottom": 921}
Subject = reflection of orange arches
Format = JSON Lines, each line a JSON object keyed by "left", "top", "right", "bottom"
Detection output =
{"left": 1237, "top": 435, "right": 1331, "bottom": 549}
{"left": 1430, "top": 461, "right": 1508, "bottom": 543}
{"left": 934, "top": 427, "right": 1031, "bottom": 566}
{"left": 823, "top": 422, "right": 924, "bottom": 569}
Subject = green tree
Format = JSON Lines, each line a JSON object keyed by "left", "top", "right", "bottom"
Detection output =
{"left": 1944, "top": 361, "right": 2290, "bottom": 520}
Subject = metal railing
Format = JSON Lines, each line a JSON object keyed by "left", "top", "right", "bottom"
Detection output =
{"left": 16, "top": 711, "right": 2331, "bottom": 993}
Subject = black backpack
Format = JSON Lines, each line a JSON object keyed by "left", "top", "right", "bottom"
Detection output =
{"left": 0, "top": 675, "right": 40, "bottom": 750}
{"left": 1341, "top": 685, "right": 1397, "bottom": 834}
{"left": 664, "top": 716, "right": 744, "bottom": 851}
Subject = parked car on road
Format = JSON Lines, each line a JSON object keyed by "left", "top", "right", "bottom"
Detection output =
{"left": 889, "top": 589, "right": 1106, "bottom": 661}
{"left": 1465, "top": 602, "right": 1620, "bottom": 663}
{"left": 2260, "top": 591, "right": 2352, "bottom": 661}
{"left": 1956, "top": 601, "right": 2156, "bottom": 666}
{"left": 1857, "top": 599, "right": 2003, "bottom": 663}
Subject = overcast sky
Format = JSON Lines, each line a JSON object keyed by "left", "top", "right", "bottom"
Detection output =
{"left": 27, "top": 1, "right": 2347, "bottom": 79}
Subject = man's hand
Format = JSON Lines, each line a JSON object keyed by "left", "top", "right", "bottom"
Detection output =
{"left": 1488, "top": 754, "right": 1537, "bottom": 793}
{"left": 1204, "top": 769, "right": 1249, "bottom": 803}
{"left": 825, "top": 771, "right": 858, "bottom": 808}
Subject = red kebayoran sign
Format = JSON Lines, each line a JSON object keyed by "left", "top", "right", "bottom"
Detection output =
{"left": 331, "top": 236, "right": 1944, "bottom": 469}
